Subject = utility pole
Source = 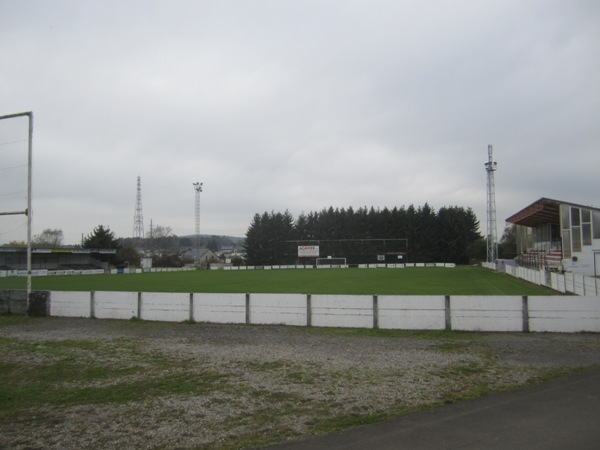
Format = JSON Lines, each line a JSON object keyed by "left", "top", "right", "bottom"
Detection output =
{"left": 485, "top": 144, "right": 498, "bottom": 263}
{"left": 193, "top": 182, "right": 203, "bottom": 262}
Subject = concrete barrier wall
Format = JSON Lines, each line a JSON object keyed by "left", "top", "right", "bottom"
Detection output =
{"left": 311, "top": 295, "right": 373, "bottom": 328}
{"left": 141, "top": 292, "right": 190, "bottom": 322}
{"left": 450, "top": 296, "right": 524, "bottom": 332}
{"left": 378, "top": 295, "right": 446, "bottom": 330}
{"left": 94, "top": 291, "right": 138, "bottom": 320}
{"left": 50, "top": 291, "right": 91, "bottom": 317}
{"left": 529, "top": 296, "right": 600, "bottom": 333}
{"left": 0, "top": 290, "right": 29, "bottom": 315}
{"left": 193, "top": 293, "right": 246, "bottom": 324}
{"left": 40, "top": 291, "right": 600, "bottom": 333}
{"left": 250, "top": 293, "right": 306, "bottom": 326}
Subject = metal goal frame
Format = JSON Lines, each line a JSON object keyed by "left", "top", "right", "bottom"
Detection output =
{"left": 0, "top": 112, "right": 33, "bottom": 299}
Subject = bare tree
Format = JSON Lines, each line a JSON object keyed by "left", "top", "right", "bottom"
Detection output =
{"left": 32, "top": 228, "right": 64, "bottom": 247}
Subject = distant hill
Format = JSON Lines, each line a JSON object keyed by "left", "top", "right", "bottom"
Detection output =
{"left": 180, "top": 234, "right": 245, "bottom": 244}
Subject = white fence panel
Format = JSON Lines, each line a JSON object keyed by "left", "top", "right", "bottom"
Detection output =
{"left": 250, "top": 293, "right": 306, "bottom": 326}
{"left": 564, "top": 272, "right": 575, "bottom": 293}
{"left": 94, "top": 291, "right": 138, "bottom": 320}
{"left": 194, "top": 293, "right": 246, "bottom": 324}
{"left": 451, "top": 296, "right": 523, "bottom": 332}
{"left": 50, "top": 291, "right": 90, "bottom": 317}
{"left": 378, "top": 295, "right": 445, "bottom": 330}
{"left": 141, "top": 292, "right": 189, "bottom": 322}
{"left": 529, "top": 296, "right": 600, "bottom": 332}
{"left": 585, "top": 277, "right": 599, "bottom": 296}
{"left": 550, "top": 273, "right": 566, "bottom": 293}
{"left": 311, "top": 295, "right": 373, "bottom": 328}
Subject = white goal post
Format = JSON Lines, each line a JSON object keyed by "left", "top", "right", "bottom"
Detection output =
{"left": 315, "top": 257, "right": 347, "bottom": 268}
{"left": 0, "top": 111, "right": 33, "bottom": 298}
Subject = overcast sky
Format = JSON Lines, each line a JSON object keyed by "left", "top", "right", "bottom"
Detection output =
{"left": 1, "top": 0, "right": 599, "bottom": 245}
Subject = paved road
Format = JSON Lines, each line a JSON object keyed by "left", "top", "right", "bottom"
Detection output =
{"left": 269, "top": 368, "right": 600, "bottom": 450}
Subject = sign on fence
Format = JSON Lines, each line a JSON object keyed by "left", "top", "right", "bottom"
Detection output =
{"left": 298, "top": 245, "right": 319, "bottom": 257}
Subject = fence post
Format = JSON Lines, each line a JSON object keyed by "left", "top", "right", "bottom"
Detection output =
{"left": 522, "top": 296, "right": 530, "bottom": 333}
{"left": 137, "top": 292, "right": 142, "bottom": 319}
{"left": 306, "top": 294, "right": 312, "bottom": 327}
{"left": 445, "top": 295, "right": 451, "bottom": 331}
{"left": 90, "top": 291, "right": 95, "bottom": 319}
{"left": 189, "top": 293, "right": 194, "bottom": 322}
{"left": 373, "top": 295, "right": 379, "bottom": 329}
{"left": 245, "top": 293, "right": 250, "bottom": 325}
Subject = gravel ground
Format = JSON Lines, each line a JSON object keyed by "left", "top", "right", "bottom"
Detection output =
{"left": 1, "top": 317, "right": 600, "bottom": 449}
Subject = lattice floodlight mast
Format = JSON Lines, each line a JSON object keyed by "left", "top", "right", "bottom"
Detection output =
{"left": 193, "top": 182, "right": 203, "bottom": 261}
{"left": 133, "top": 176, "right": 144, "bottom": 238}
{"left": 485, "top": 144, "right": 498, "bottom": 263}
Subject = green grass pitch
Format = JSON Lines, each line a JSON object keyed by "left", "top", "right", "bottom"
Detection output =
{"left": 0, "top": 266, "right": 557, "bottom": 295}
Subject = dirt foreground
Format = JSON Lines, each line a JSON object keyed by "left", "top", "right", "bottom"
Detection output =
{"left": 1, "top": 317, "right": 600, "bottom": 449}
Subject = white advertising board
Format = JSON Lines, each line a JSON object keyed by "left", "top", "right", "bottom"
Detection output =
{"left": 298, "top": 245, "right": 319, "bottom": 257}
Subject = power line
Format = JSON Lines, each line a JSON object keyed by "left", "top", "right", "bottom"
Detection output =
{"left": 0, "top": 190, "right": 26, "bottom": 197}
{"left": 0, "top": 164, "right": 27, "bottom": 171}
{"left": 0, "top": 139, "right": 28, "bottom": 146}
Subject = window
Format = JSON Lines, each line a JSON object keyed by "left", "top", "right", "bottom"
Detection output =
{"left": 572, "top": 226, "right": 582, "bottom": 252}
{"left": 582, "top": 224, "right": 592, "bottom": 246}
{"left": 563, "top": 230, "right": 571, "bottom": 259}
{"left": 594, "top": 210, "right": 600, "bottom": 239}
{"left": 582, "top": 209, "right": 591, "bottom": 223}
{"left": 561, "top": 205, "right": 570, "bottom": 230}
{"left": 571, "top": 207, "right": 580, "bottom": 226}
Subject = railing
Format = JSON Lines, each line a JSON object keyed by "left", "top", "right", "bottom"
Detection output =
{"left": 483, "top": 262, "right": 599, "bottom": 296}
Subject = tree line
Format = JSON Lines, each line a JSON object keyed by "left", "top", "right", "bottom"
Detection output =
{"left": 21, "top": 225, "right": 239, "bottom": 268}
{"left": 244, "top": 204, "right": 484, "bottom": 266}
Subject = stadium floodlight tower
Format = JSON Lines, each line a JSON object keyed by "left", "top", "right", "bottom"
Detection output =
{"left": 193, "top": 182, "right": 203, "bottom": 261}
{"left": 485, "top": 144, "right": 498, "bottom": 263}
{"left": 133, "top": 176, "right": 144, "bottom": 239}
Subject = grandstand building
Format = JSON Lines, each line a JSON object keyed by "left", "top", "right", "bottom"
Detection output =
{"left": 506, "top": 198, "right": 600, "bottom": 277}
{"left": 0, "top": 247, "right": 116, "bottom": 273}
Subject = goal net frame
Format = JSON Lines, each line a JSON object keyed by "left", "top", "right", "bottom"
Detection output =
{"left": 288, "top": 238, "right": 408, "bottom": 265}
{"left": 315, "top": 257, "right": 347, "bottom": 267}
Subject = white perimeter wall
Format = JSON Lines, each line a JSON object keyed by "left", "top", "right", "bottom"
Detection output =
{"left": 94, "top": 291, "right": 138, "bottom": 320}
{"left": 378, "top": 296, "right": 446, "bottom": 330}
{"left": 47, "top": 291, "right": 600, "bottom": 333}
{"left": 250, "top": 293, "right": 306, "bottom": 326}
{"left": 50, "top": 291, "right": 91, "bottom": 318}
{"left": 311, "top": 295, "right": 373, "bottom": 328}
{"left": 193, "top": 293, "right": 246, "bottom": 324}
{"left": 529, "top": 296, "right": 600, "bottom": 333}
{"left": 141, "top": 293, "right": 190, "bottom": 322}
{"left": 450, "top": 296, "right": 524, "bottom": 332}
